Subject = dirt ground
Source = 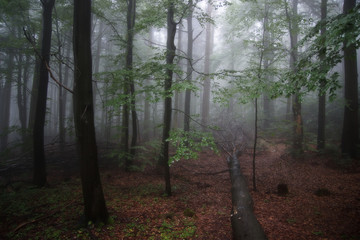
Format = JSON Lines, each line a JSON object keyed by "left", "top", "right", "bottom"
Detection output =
{"left": 0, "top": 143, "right": 360, "bottom": 239}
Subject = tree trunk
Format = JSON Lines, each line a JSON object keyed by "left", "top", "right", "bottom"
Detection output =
{"left": 228, "top": 152, "right": 268, "bottom": 240}
{"left": 160, "top": 1, "right": 177, "bottom": 196}
{"left": 16, "top": 52, "right": 29, "bottom": 146}
{"left": 286, "top": 0, "right": 303, "bottom": 158}
{"left": 143, "top": 28, "right": 153, "bottom": 141}
{"left": 341, "top": 0, "right": 358, "bottom": 158}
{"left": 122, "top": 0, "right": 137, "bottom": 171}
{"left": 0, "top": 52, "right": 14, "bottom": 152}
{"left": 262, "top": 1, "right": 273, "bottom": 130}
{"left": 173, "top": 23, "right": 183, "bottom": 129}
{"left": 184, "top": 1, "right": 193, "bottom": 133}
{"left": 317, "top": 0, "right": 327, "bottom": 150}
{"left": 201, "top": 2, "right": 213, "bottom": 128}
{"left": 128, "top": 0, "right": 137, "bottom": 166}
{"left": 33, "top": 0, "right": 55, "bottom": 187}
{"left": 73, "top": 0, "right": 108, "bottom": 223}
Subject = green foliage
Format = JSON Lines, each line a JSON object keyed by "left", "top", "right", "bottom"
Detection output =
{"left": 167, "top": 128, "right": 218, "bottom": 165}
{"left": 277, "top": 4, "right": 360, "bottom": 100}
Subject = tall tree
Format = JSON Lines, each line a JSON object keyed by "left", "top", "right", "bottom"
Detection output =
{"left": 128, "top": 0, "right": 138, "bottom": 167}
{"left": 285, "top": 0, "right": 304, "bottom": 158}
{"left": 341, "top": 0, "right": 358, "bottom": 158}
{"left": 0, "top": 52, "right": 14, "bottom": 152}
{"left": 33, "top": 0, "right": 55, "bottom": 187}
{"left": 184, "top": 0, "right": 193, "bottom": 133}
{"left": 317, "top": 0, "right": 327, "bottom": 150}
{"left": 201, "top": 1, "right": 213, "bottom": 128}
{"left": 143, "top": 28, "right": 153, "bottom": 141}
{"left": 73, "top": 0, "right": 108, "bottom": 222}
{"left": 160, "top": 0, "right": 177, "bottom": 196}
{"left": 121, "top": 0, "right": 137, "bottom": 171}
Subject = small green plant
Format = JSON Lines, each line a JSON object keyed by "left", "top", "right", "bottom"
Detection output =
{"left": 167, "top": 128, "right": 218, "bottom": 164}
{"left": 286, "top": 218, "right": 296, "bottom": 224}
{"left": 312, "top": 230, "right": 324, "bottom": 236}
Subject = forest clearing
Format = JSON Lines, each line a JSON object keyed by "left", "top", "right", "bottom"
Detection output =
{"left": 1, "top": 143, "right": 359, "bottom": 239}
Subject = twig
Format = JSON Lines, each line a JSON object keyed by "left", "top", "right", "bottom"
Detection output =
{"left": 23, "top": 28, "right": 74, "bottom": 94}
{"left": 44, "top": 61, "right": 74, "bottom": 94}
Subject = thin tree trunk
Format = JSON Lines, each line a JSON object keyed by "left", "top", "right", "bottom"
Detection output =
{"left": 129, "top": 0, "right": 138, "bottom": 163}
{"left": 201, "top": 2, "right": 213, "bottom": 129}
{"left": 143, "top": 28, "right": 153, "bottom": 141}
{"left": 54, "top": 11, "right": 65, "bottom": 150}
{"left": 0, "top": 52, "right": 14, "bottom": 152}
{"left": 160, "top": 1, "right": 177, "bottom": 196}
{"left": 73, "top": 0, "right": 108, "bottom": 223}
{"left": 285, "top": 0, "right": 303, "bottom": 158}
{"left": 317, "top": 0, "right": 327, "bottom": 150}
{"left": 124, "top": 0, "right": 137, "bottom": 170}
{"left": 253, "top": 98, "right": 258, "bottom": 191}
{"left": 33, "top": 0, "right": 55, "bottom": 186}
{"left": 173, "top": 23, "right": 183, "bottom": 129}
{"left": 16, "top": 53, "right": 28, "bottom": 145}
{"left": 184, "top": 1, "right": 193, "bottom": 133}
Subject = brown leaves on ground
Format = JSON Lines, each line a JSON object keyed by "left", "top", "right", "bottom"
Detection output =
{"left": 239, "top": 144, "right": 360, "bottom": 240}
{"left": 1, "top": 143, "right": 359, "bottom": 239}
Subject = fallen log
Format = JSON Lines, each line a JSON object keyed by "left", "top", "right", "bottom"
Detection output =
{"left": 228, "top": 152, "right": 267, "bottom": 240}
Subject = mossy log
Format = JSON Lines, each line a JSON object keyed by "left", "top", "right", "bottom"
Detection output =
{"left": 228, "top": 153, "right": 267, "bottom": 240}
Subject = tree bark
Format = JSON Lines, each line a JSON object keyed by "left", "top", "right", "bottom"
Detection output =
{"left": 285, "top": 0, "right": 303, "bottom": 158}
{"left": 33, "top": 0, "right": 55, "bottom": 186}
{"left": 143, "top": 28, "right": 153, "bottom": 141}
{"left": 228, "top": 152, "right": 267, "bottom": 240}
{"left": 128, "top": 0, "right": 138, "bottom": 166}
{"left": 201, "top": 2, "right": 213, "bottom": 129}
{"left": 16, "top": 52, "right": 29, "bottom": 146}
{"left": 0, "top": 52, "right": 14, "bottom": 152}
{"left": 341, "top": 0, "right": 358, "bottom": 158}
{"left": 160, "top": 1, "right": 177, "bottom": 196}
{"left": 73, "top": 0, "right": 108, "bottom": 223}
{"left": 184, "top": 1, "right": 193, "bottom": 133}
{"left": 317, "top": 0, "right": 327, "bottom": 150}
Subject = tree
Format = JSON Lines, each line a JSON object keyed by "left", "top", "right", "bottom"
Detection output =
{"left": 341, "top": 0, "right": 358, "bottom": 158}
{"left": 317, "top": 0, "right": 327, "bottom": 150}
{"left": 0, "top": 52, "right": 13, "bottom": 152}
{"left": 33, "top": 0, "right": 55, "bottom": 187}
{"left": 201, "top": 1, "right": 213, "bottom": 128}
{"left": 285, "top": 0, "right": 304, "bottom": 158}
{"left": 184, "top": 0, "right": 193, "bottom": 133}
{"left": 122, "top": 0, "right": 137, "bottom": 171}
{"left": 160, "top": 0, "right": 177, "bottom": 196}
{"left": 73, "top": 0, "right": 108, "bottom": 223}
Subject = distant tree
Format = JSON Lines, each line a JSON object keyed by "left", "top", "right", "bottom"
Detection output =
{"left": 0, "top": 52, "right": 13, "bottom": 152}
{"left": 317, "top": 0, "right": 327, "bottom": 150}
{"left": 285, "top": 0, "right": 304, "bottom": 158}
{"left": 33, "top": 0, "right": 55, "bottom": 187}
{"left": 122, "top": 0, "right": 137, "bottom": 171}
{"left": 341, "top": 0, "right": 358, "bottom": 158}
{"left": 201, "top": 1, "right": 213, "bottom": 128}
{"left": 184, "top": 0, "right": 193, "bottom": 133}
{"left": 73, "top": 0, "right": 108, "bottom": 222}
{"left": 160, "top": 0, "right": 177, "bottom": 196}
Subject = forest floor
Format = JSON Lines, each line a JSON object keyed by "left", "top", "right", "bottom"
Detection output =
{"left": 0, "top": 142, "right": 360, "bottom": 239}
